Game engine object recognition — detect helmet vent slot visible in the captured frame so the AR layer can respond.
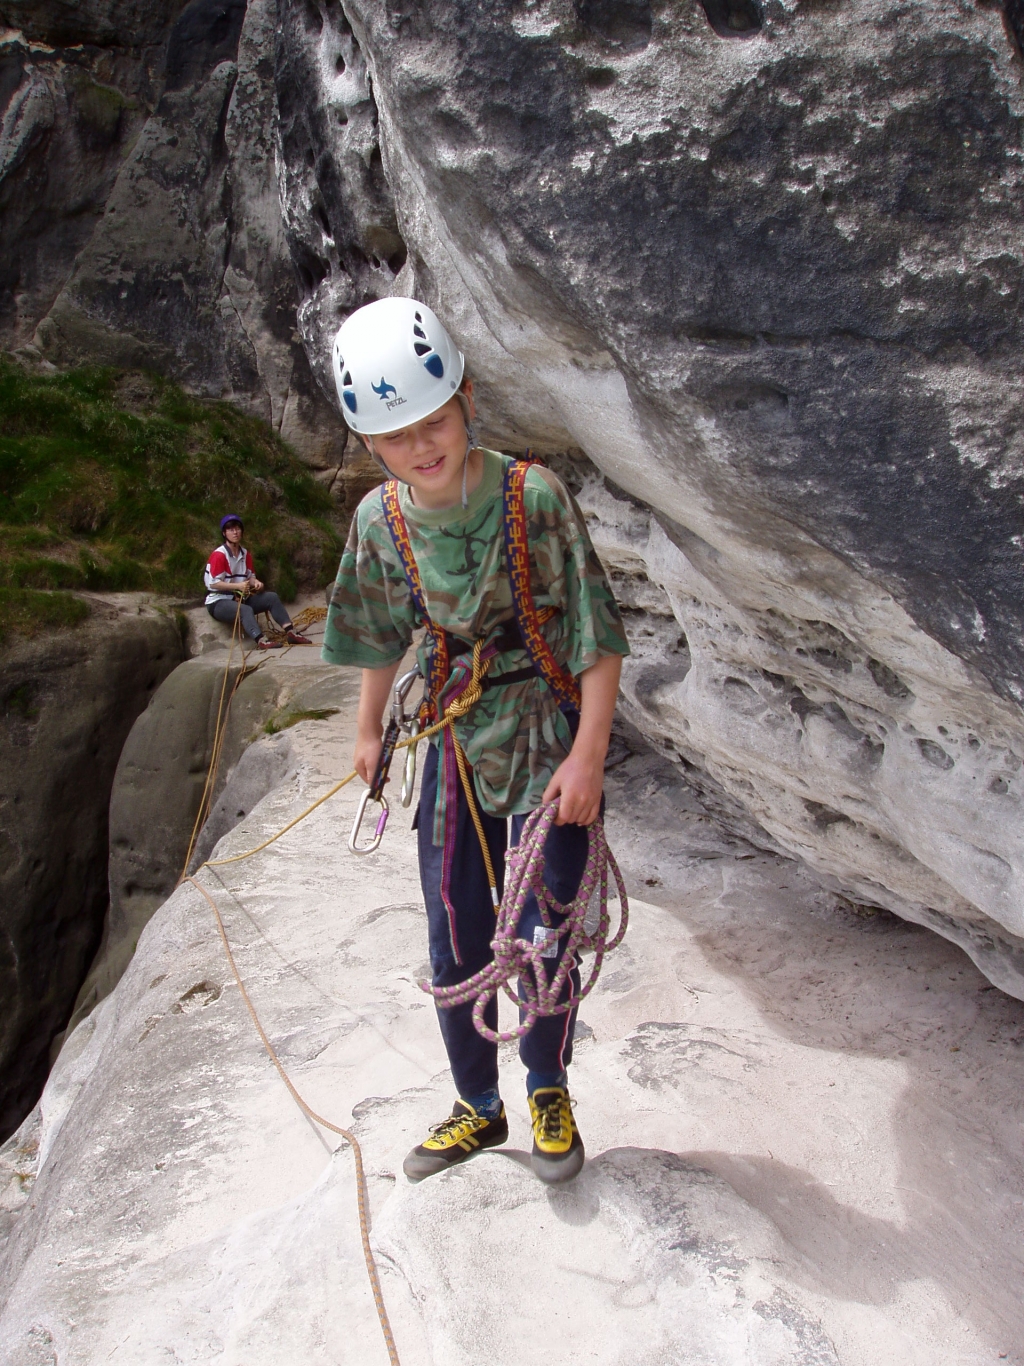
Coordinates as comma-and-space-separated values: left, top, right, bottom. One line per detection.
413, 342, 431, 357
413, 324, 427, 339
423, 354, 445, 379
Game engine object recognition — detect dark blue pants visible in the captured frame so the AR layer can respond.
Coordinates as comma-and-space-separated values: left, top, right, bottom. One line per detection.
417, 737, 588, 1099
207, 592, 290, 640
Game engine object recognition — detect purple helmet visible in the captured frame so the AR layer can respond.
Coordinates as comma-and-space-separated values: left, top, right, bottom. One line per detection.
220, 513, 243, 533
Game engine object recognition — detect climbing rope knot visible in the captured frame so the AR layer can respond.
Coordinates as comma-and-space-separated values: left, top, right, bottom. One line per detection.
421, 800, 628, 1042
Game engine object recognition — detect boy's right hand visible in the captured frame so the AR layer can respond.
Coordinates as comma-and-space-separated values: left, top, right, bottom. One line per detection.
354, 730, 383, 786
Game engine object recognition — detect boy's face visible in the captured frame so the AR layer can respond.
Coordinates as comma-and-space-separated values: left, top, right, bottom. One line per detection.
362, 385, 476, 505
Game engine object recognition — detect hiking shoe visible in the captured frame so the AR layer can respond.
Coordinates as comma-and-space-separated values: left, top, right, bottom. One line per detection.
402, 1101, 509, 1181
529, 1086, 585, 1184
256, 636, 283, 650
285, 629, 313, 645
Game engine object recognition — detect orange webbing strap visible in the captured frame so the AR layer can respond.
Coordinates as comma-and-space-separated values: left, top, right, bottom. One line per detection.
380, 478, 449, 722
501, 460, 582, 710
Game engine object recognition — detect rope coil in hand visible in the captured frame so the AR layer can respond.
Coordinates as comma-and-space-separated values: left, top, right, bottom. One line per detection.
423, 800, 629, 1041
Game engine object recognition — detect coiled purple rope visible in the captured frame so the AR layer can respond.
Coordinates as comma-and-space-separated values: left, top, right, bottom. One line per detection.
421, 801, 629, 1043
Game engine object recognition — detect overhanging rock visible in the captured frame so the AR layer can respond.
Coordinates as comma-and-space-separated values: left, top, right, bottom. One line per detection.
279, 0, 1024, 995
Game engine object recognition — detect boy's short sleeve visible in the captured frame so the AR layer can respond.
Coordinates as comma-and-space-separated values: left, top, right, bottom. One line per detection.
321, 493, 415, 668
524, 467, 630, 676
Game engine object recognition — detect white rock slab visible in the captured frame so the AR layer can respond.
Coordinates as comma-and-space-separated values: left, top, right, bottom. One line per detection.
2, 696, 1022, 1365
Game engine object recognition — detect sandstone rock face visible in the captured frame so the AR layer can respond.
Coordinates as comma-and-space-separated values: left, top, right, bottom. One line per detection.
70, 644, 349, 1037
5, 0, 1024, 997
0, 0, 353, 478
275, 0, 1024, 995
0, 597, 184, 1141
0, 0, 177, 349
67, 655, 287, 1038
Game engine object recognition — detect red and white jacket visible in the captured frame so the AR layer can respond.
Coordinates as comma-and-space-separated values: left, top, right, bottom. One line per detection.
204, 544, 253, 605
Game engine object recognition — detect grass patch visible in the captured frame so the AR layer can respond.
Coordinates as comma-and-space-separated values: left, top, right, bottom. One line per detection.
263, 707, 340, 735
0, 358, 345, 607
0, 586, 91, 645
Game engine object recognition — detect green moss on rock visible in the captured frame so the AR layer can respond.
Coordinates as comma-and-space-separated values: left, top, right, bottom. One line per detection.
0, 588, 92, 645
0, 359, 344, 610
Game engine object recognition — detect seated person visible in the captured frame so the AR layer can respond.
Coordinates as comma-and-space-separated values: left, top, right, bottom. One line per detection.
204, 514, 311, 650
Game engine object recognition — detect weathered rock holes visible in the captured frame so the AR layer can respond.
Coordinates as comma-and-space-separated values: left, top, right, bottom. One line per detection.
917, 738, 955, 771
171, 981, 222, 1014
575, 0, 653, 49
804, 800, 853, 831
585, 66, 617, 89
711, 383, 788, 414
810, 647, 852, 674
295, 252, 330, 291
697, 0, 763, 36
868, 657, 912, 700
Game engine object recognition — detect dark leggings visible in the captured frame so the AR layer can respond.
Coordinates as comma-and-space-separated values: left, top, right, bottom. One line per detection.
207, 592, 290, 640
416, 728, 589, 1099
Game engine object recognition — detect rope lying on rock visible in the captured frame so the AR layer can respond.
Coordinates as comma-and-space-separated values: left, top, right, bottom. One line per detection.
262, 604, 329, 638
184, 873, 400, 1366
424, 800, 629, 1041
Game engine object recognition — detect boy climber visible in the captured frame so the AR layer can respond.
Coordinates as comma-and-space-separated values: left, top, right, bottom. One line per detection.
322, 298, 628, 1184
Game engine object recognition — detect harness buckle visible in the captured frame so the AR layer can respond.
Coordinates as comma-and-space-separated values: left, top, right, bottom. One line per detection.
349, 787, 389, 855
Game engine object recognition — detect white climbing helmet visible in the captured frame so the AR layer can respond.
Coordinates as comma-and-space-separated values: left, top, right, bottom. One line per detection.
331, 297, 465, 435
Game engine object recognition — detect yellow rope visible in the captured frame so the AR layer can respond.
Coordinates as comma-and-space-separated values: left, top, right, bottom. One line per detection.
179, 602, 256, 879
202, 769, 360, 867
454, 737, 499, 904
263, 604, 329, 638
184, 874, 400, 1366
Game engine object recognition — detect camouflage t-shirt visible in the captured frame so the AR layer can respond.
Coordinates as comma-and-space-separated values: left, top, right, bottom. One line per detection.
322, 449, 629, 822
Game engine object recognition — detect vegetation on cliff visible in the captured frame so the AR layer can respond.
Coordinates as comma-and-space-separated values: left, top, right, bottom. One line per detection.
0, 359, 344, 629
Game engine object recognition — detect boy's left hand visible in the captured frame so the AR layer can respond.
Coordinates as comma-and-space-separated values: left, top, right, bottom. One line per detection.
543, 750, 604, 826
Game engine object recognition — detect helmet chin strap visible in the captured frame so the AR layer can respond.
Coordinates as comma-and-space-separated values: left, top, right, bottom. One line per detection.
366, 440, 398, 482
460, 422, 477, 509
368, 419, 478, 508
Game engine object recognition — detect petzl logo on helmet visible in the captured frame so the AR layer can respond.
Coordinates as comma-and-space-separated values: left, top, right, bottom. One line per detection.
372, 377, 397, 401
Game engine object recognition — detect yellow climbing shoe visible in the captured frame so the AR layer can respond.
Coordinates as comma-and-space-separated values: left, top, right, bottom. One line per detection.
529, 1086, 585, 1184
403, 1100, 509, 1181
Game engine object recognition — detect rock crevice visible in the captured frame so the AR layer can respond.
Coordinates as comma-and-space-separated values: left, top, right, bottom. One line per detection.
0, 596, 185, 1140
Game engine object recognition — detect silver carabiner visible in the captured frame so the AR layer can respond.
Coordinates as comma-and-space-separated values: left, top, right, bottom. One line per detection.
391, 666, 422, 727
391, 666, 423, 810
349, 788, 389, 855
400, 718, 420, 808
